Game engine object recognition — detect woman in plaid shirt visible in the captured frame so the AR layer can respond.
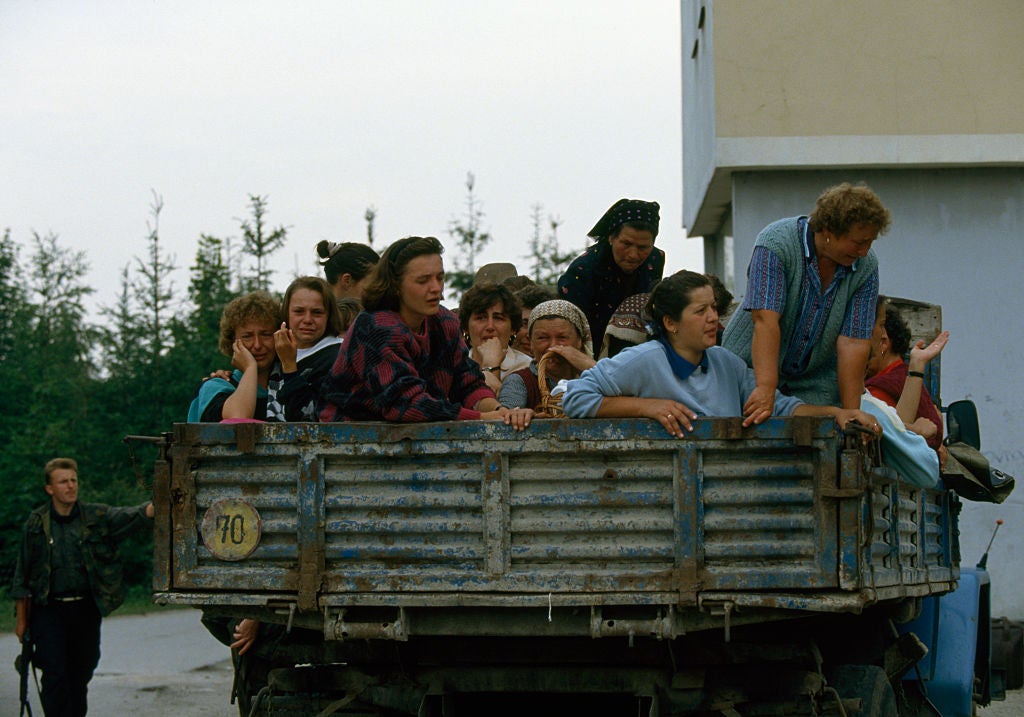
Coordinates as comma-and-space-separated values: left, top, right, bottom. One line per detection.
320, 236, 531, 429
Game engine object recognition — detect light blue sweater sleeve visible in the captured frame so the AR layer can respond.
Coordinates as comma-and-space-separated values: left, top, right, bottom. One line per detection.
563, 342, 805, 418
563, 343, 664, 417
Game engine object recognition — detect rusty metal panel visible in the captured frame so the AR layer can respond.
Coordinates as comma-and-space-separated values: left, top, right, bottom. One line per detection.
318, 444, 685, 595
174, 445, 302, 591
159, 417, 956, 618
482, 452, 511, 576
863, 469, 902, 589
321, 451, 487, 592
296, 451, 325, 611
856, 467, 958, 593
506, 449, 679, 587
921, 489, 957, 583
151, 457, 171, 591
698, 442, 838, 590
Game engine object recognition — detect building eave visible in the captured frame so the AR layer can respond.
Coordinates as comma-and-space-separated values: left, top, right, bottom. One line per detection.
689, 133, 1024, 237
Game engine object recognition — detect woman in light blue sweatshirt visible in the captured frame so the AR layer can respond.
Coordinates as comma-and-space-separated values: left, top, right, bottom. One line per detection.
562, 271, 879, 438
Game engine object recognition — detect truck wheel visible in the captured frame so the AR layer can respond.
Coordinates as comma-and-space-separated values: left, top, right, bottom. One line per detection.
829, 664, 897, 717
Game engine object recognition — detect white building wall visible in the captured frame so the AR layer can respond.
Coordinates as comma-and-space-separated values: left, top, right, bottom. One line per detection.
727, 168, 1024, 617
680, 1, 725, 237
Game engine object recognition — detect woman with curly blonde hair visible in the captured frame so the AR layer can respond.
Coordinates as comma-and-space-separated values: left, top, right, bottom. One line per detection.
188, 291, 281, 422
722, 183, 892, 419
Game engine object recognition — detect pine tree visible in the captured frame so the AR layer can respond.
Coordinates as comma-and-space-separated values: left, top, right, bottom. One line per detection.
238, 194, 288, 292
446, 172, 492, 298
0, 231, 36, 579
132, 193, 177, 374
100, 266, 146, 381
163, 233, 240, 426
524, 204, 573, 286
365, 205, 377, 247
0, 229, 24, 365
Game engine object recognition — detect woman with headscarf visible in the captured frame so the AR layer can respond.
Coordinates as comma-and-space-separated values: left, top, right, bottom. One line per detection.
598, 292, 652, 359
557, 198, 664, 352
498, 300, 596, 411
722, 183, 891, 420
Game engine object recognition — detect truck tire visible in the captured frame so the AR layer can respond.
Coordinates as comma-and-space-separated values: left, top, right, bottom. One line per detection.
829, 664, 897, 717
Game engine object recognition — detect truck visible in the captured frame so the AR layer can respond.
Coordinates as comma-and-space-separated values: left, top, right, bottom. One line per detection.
148, 299, 997, 716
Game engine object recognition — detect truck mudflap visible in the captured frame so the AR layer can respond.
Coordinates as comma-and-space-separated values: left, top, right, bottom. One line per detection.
153, 417, 958, 639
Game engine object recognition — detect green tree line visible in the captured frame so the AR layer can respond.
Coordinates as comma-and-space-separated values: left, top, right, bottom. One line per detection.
1, 182, 574, 596
0, 194, 287, 595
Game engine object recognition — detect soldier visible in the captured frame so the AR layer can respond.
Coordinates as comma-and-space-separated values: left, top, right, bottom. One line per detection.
11, 457, 154, 716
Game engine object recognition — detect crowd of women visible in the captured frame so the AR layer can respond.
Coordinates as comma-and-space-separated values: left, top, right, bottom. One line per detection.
194, 183, 965, 655
188, 184, 953, 481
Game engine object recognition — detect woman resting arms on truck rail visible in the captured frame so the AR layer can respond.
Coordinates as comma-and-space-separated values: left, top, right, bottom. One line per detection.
458, 282, 532, 394
865, 297, 949, 467
188, 291, 281, 423
265, 276, 344, 421
562, 271, 881, 438
319, 235, 531, 429
722, 183, 891, 417
498, 299, 596, 411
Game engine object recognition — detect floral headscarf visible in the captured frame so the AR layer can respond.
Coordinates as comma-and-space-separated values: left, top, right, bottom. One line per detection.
587, 198, 660, 242
527, 300, 594, 357
599, 292, 652, 357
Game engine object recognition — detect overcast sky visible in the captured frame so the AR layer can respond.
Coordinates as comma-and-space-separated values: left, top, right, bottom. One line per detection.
1, 1, 701, 314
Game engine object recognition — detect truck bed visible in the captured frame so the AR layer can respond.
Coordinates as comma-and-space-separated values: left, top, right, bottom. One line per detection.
153, 416, 958, 638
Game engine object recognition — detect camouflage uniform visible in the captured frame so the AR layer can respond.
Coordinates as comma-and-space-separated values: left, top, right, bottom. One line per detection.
11, 501, 151, 716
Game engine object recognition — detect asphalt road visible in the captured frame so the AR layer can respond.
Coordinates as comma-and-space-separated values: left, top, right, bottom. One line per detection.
981, 688, 1024, 717
1, 608, 235, 716
2, 609, 1023, 716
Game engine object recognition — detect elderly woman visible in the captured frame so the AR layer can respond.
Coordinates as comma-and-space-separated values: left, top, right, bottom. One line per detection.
458, 282, 532, 394
498, 300, 596, 411
722, 183, 891, 421
512, 284, 557, 355
865, 298, 949, 457
563, 271, 879, 438
188, 291, 280, 422
319, 236, 529, 428
557, 198, 664, 352
317, 240, 380, 303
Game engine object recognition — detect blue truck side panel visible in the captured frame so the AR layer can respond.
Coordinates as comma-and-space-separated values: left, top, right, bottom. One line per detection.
155, 416, 958, 626
902, 568, 992, 717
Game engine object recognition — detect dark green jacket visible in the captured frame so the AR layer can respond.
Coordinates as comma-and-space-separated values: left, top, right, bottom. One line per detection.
11, 501, 151, 617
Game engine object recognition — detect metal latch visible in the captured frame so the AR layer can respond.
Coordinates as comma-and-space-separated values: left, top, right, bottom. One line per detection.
326, 607, 408, 642
588, 605, 680, 642
700, 599, 736, 642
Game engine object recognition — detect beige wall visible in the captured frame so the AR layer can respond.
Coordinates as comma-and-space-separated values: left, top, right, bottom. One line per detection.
713, 0, 1024, 137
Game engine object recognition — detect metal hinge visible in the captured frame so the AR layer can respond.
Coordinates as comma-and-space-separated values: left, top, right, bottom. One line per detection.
700, 599, 736, 642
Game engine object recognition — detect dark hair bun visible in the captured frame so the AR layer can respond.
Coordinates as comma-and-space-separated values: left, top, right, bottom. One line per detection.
316, 240, 332, 260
